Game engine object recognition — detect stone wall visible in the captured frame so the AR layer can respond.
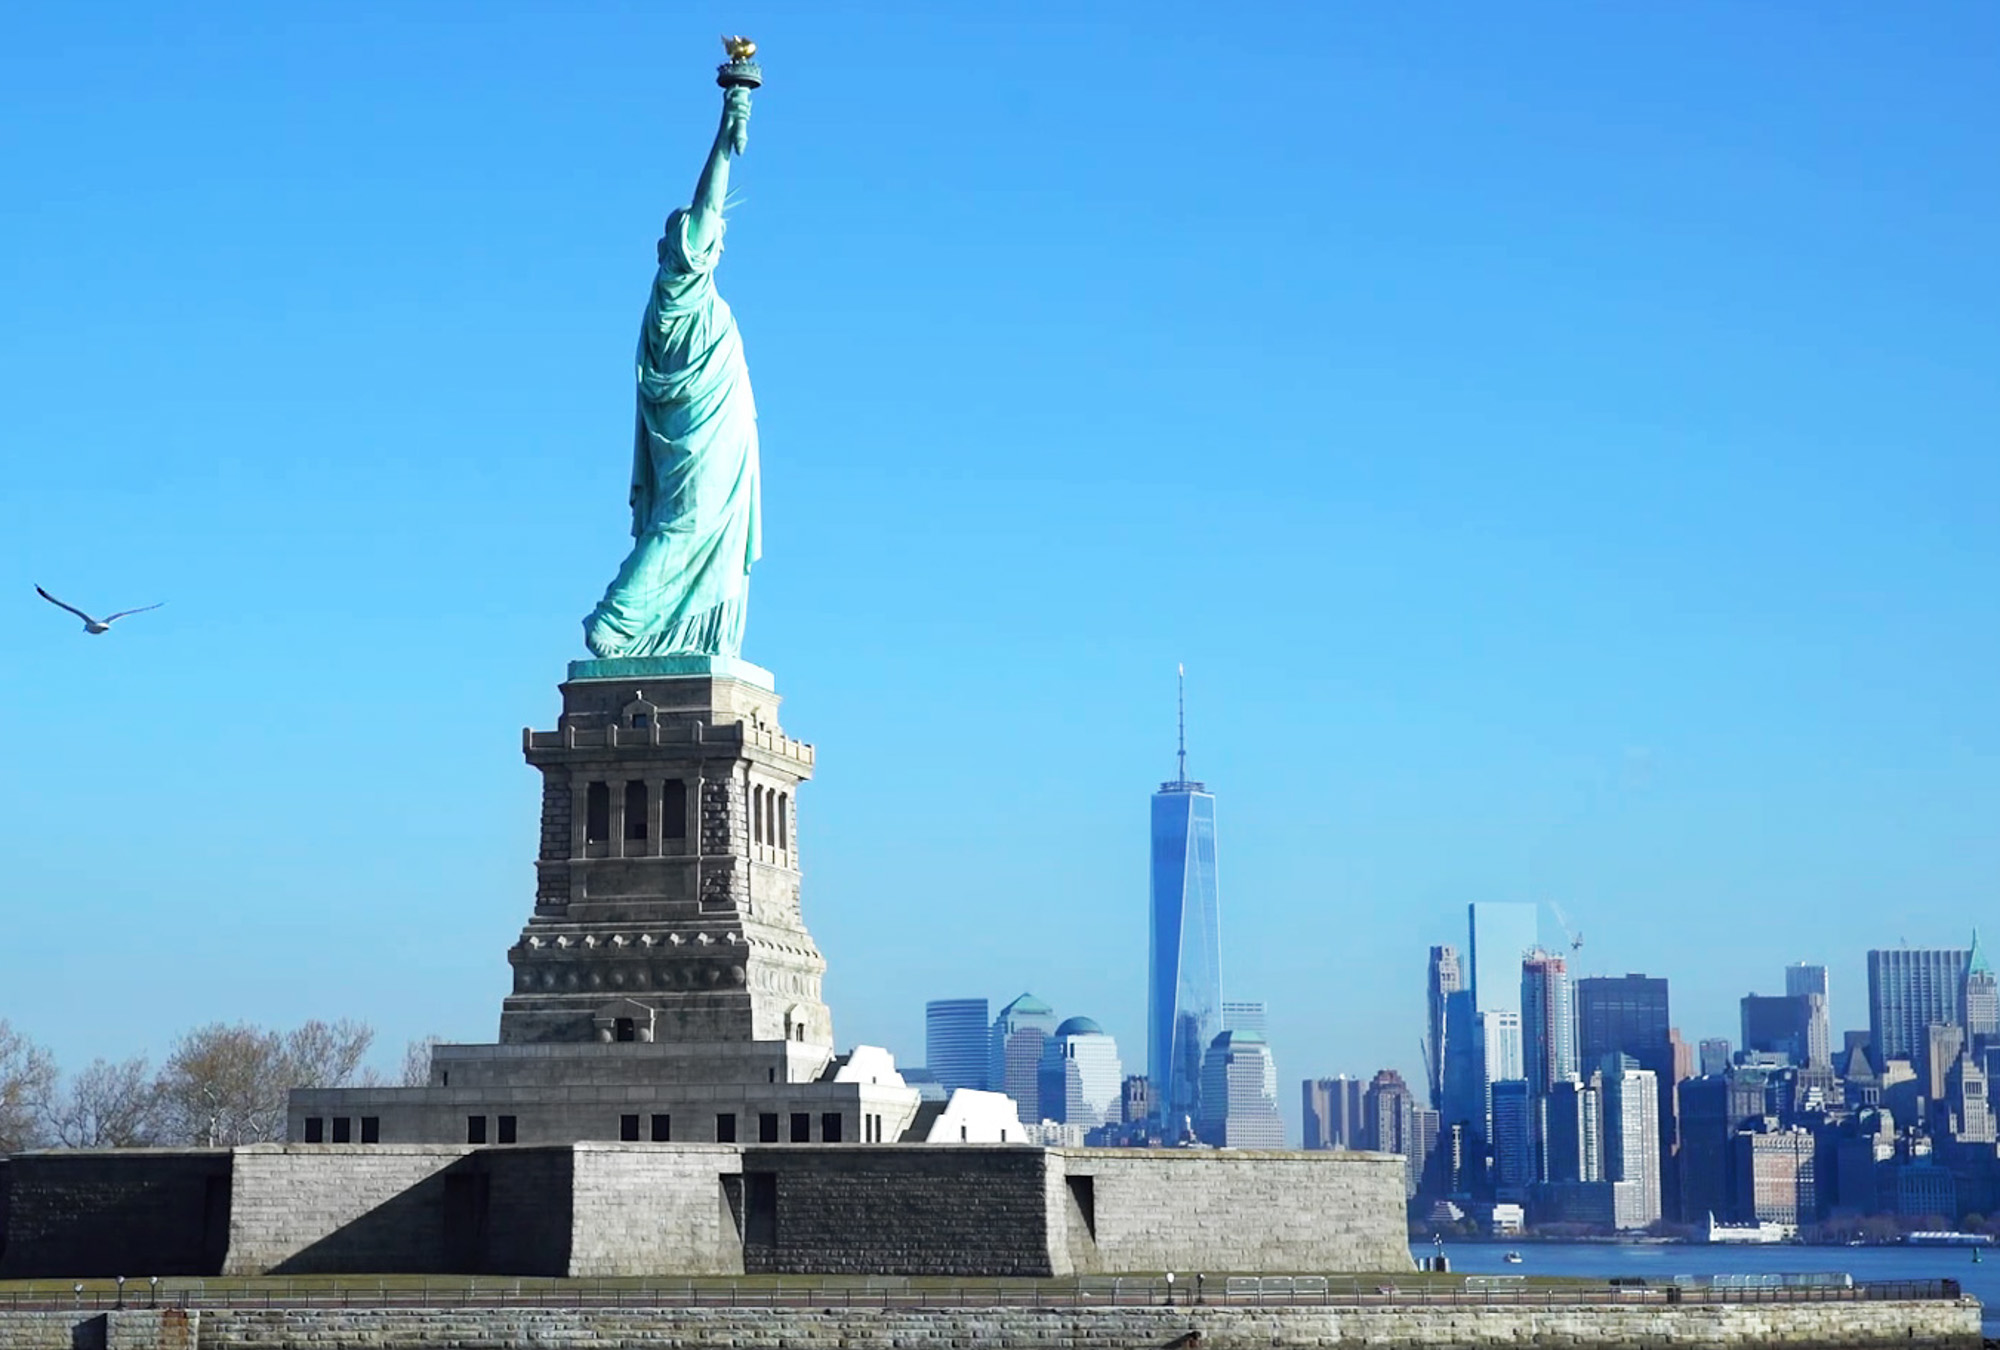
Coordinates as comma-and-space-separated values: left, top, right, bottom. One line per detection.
568, 1143, 742, 1277
743, 1145, 1055, 1275
224, 1145, 476, 1275
0, 1150, 230, 1278
0, 1301, 1979, 1350
1055, 1148, 1413, 1274
2, 1143, 1412, 1280
480, 1147, 574, 1276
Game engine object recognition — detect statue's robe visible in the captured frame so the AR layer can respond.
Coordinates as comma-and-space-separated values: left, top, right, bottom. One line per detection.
584, 208, 761, 658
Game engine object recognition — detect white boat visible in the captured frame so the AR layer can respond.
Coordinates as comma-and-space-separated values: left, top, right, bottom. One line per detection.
1905, 1231, 1994, 1247
1704, 1212, 1791, 1244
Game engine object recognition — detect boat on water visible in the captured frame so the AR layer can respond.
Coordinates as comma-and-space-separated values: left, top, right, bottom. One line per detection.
1704, 1212, 1792, 1244
1904, 1231, 1994, 1247
1503, 1251, 1524, 1264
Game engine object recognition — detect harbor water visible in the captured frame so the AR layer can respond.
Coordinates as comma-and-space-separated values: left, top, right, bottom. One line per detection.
1421, 1240, 1997, 1333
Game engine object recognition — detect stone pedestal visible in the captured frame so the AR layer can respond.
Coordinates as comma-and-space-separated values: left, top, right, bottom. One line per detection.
500, 669, 831, 1052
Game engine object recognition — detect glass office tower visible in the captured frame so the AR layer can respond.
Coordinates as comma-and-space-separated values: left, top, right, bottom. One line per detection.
925, 998, 991, 1093
1148, 673, 1221, 1133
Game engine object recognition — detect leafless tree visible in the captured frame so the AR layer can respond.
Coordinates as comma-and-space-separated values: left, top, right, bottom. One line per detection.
41, 1056, 161, 1148
155, 1019, 376, 1146
280, 1018, 376, 1090
401, 1034, 443, 1088
0, 1020, 58, 1152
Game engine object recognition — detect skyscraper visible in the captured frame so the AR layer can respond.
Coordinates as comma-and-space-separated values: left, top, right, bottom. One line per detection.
1222, 1001, 1267, 1036
1363, 1067, 1419, 1195
1521, 950, 1576, 1096
1950, 1052, 1994, 1143
1675, 1074, 1733, 1224
1476, 1007, 1522, 1160
1544, 1076, 1601, 1184
1489, 1078, 1534, 1200
1741, 994, 1815, 1066
1784, 964, 1834, 1070
1521, 950, 1574, 1187
1149, 670, 1221, 1132
1480, 1011, 1524, 1081
1577, 975, 1672, 1068
925, 998, 990, 1092
1303, 1076, 1366, 1150
1785, 963, 1829, 1000
1120, 1075, 1153, 1131
1600, 1055, 1662, 1230
1735, 1126, 1817, 1226
1426, 945, 1462, 1112
1964, 933, 1997, 1048
1196, 1030, 1284, 1148
990, 993, 1056, 1121
1038, 1016, 1124, 1129
1577, 973, 1677, 1218
1867, 948, 1969, 1069
1439, 987, 1484, 1146
1698, 1038, 1733, 1077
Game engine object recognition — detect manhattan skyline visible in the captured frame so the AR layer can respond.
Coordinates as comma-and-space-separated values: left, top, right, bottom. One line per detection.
3, 5, 1998, 1141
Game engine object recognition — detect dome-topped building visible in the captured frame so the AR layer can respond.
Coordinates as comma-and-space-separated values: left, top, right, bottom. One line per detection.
1041, 1015, 1124, 1130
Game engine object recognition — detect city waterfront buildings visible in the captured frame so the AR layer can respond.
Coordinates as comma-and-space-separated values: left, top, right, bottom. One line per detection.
1197, 1029, 1284, 1148
990, 993, 1056, 1122
1521, 951, 1576, 1095
1737, 1125, 1817, 1226
1867, 947, 1969, 1070
1490, 1079, 1533, 1200
1479, 1009, 1523, 1141
1364, 1067, 1419, 1194
1222, 1001, 1267, 1036
1439, 986, 1484, 1151
1303, 1075, 1366, 1150
1577, 973, 1678, 1219
1599, 1055, 1662, 1230
1543, 1075, 1601, 1184
1785, 963, 1830, 1002
1037, 1016, 1123, 1128
924, 998, 990, 1093
1740, 993, 1817, 1066
1965, 933, 1998, 1045
1426, 945, 1461, 1112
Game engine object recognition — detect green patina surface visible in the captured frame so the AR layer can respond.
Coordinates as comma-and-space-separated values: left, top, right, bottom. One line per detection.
567, 655, 774, 690
583, 80, 763, 663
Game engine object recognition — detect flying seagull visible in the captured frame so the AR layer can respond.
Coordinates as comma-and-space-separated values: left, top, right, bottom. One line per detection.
35, 586, 165, 635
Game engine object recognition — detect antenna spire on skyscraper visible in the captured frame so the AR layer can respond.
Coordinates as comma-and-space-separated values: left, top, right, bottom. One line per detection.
1177, 663, 1187, 786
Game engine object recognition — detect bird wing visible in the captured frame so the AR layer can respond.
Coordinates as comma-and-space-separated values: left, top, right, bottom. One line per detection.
35, 586, 97, 624
102, 601, 166, 623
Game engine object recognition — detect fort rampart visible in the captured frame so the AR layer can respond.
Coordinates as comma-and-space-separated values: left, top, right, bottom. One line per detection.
0, 1143, 1411, 1279
0, 1300, 1979, 1350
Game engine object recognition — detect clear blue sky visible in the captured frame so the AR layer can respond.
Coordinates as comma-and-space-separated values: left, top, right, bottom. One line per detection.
3, 3, 1996, 1137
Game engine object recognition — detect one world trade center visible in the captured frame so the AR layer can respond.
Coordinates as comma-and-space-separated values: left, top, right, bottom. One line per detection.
1148, 668, 1222, 1135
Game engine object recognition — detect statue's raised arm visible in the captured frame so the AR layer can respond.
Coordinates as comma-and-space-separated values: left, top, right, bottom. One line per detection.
684, 86, 750, 260
582, 43, 765, 664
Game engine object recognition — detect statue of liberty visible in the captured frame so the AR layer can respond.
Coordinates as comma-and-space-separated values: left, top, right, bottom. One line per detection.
584, 44, 763, 660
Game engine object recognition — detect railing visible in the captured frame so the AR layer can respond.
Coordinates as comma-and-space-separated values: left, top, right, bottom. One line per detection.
0, 1274, 1965, 1313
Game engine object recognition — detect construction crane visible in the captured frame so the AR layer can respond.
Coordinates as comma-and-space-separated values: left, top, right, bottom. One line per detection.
1549, 901, 1584, 954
